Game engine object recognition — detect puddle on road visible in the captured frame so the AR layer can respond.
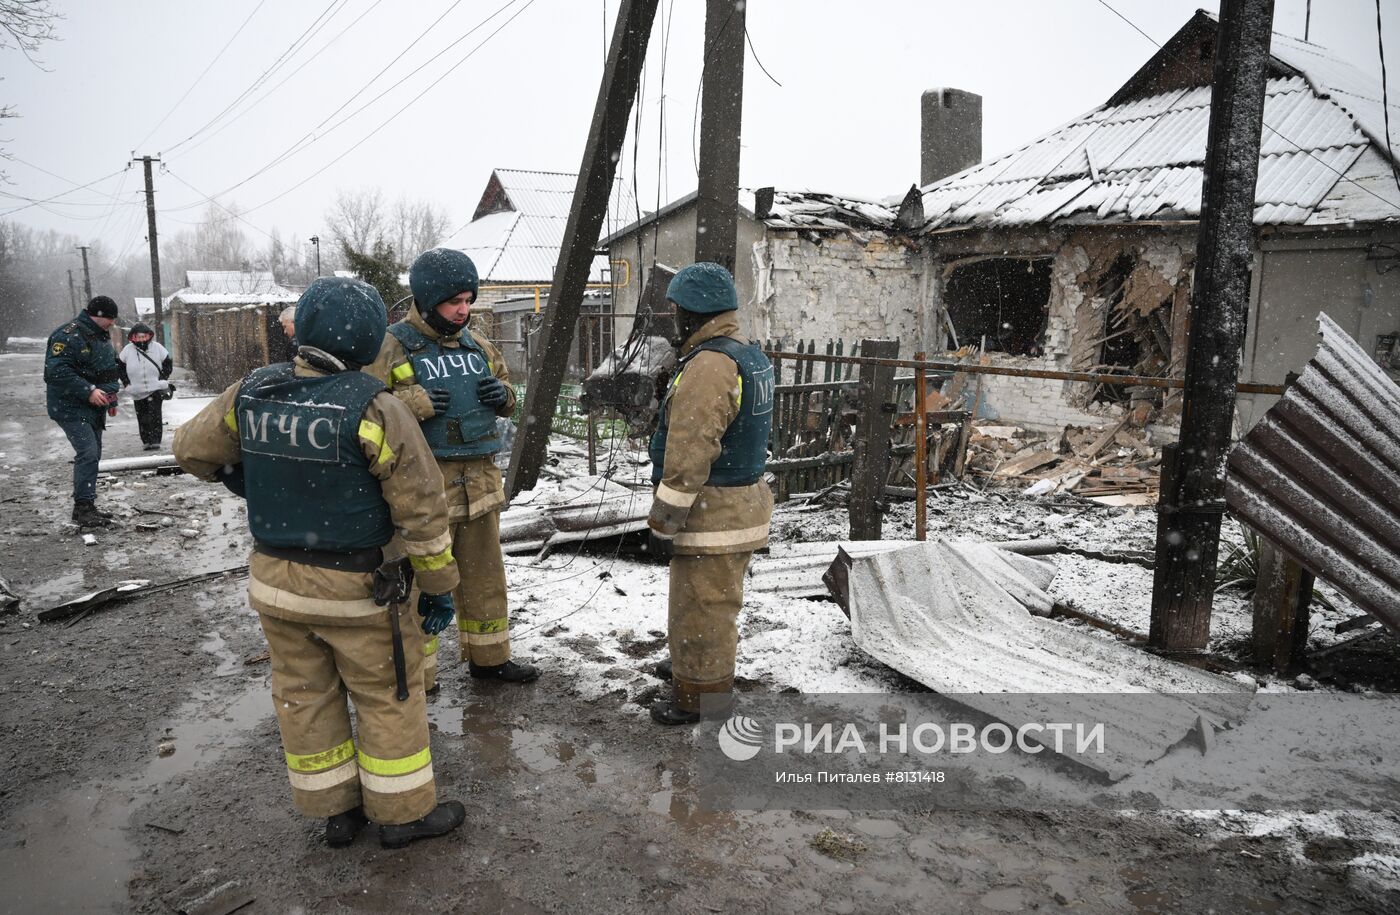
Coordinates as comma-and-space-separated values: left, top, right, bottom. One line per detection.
0, 633, 270, 913
429, 697, 616, 786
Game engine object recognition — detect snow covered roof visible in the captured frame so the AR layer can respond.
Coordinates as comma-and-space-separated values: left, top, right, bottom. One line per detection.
599, 188, 896, 246
456, 168, 638, 284
757, 189, 896, 232
169, 291, 298, 307
919, 11, 1400, 231
133, 297, 154, 316
182, 270, 290, 295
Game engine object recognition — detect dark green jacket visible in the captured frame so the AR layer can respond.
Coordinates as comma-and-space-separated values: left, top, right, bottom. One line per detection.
44, 313, 120, 423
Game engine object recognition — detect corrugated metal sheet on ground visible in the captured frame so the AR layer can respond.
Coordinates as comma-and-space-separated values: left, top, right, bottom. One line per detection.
1225, 313, 1400, 634
847, 541, 1254, 781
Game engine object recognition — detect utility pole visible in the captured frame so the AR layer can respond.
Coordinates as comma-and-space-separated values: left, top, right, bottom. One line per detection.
76, 245, 92, 303
133, 155, 165, 343
1149, 0, 1274, 653
507, 0, 660, 497
310, 235, 321, 277
67, 270, 78, 314
693, 0, 746, 272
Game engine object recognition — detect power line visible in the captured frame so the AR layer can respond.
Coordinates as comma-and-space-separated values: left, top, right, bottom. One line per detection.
134, 0, 269, 150
163, 0, 351, 156
0, 167, 128, 218
745, 24, 782, 88
172, 0, 386, 159
232, 0, 539, 218
161, 166, 281, 245
1375, 0, 1400, 196
167, 0, 488, 210
1094, 0, 1400, 216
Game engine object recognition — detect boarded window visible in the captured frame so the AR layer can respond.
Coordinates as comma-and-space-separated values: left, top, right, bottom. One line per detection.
943, 257, 1052, 356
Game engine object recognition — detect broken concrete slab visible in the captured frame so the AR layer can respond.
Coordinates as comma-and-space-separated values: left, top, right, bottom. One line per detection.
845, 540, 1253, 781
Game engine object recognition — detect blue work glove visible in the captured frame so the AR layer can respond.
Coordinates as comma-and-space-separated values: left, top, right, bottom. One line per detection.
417, 591, 455, 635
647, 529, 675, 562
477, 376, 509, 408
426, 388, 452, 415
214, 464, 246, 498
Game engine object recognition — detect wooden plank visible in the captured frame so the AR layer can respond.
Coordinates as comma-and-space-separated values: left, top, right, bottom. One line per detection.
849, 338, 900, 540
992, 450, 1060, 478
1252, 536, 1314, 675
1080, 415, 1129, 461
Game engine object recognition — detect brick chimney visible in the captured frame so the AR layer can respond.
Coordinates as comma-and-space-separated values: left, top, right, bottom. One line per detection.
921, 88, 982, 186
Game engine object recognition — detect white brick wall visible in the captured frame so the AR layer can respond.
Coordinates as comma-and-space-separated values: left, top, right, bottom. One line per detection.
753, 231, 924, 349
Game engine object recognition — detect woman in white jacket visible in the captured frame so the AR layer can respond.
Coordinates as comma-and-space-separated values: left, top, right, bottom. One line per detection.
117, 323, 174, 450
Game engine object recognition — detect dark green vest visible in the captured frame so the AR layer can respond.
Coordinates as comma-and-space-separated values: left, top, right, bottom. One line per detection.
388, 323, 500, 459
650, 336, 774, 486
236, 364, 394, 552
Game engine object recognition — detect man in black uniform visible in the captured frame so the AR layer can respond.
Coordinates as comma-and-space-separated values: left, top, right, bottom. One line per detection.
44, 296, 122, 527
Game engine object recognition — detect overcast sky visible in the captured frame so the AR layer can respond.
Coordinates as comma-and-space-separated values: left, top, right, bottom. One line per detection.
3, 0, 1396, 263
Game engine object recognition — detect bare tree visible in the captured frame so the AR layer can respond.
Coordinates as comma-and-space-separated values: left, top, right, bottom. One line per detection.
0, 0, 60, 62
389, 196, 451, 260
1, 0, 62, 180
324, 187, 387, 264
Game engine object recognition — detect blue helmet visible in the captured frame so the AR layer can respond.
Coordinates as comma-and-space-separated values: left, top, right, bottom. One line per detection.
410, 248, 479, 311
666, 262, 738, 314
294, 277, 387, 367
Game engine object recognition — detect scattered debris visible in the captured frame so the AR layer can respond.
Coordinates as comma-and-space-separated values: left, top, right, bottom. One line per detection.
963, 417, 1162, 505
178, 880, 254, 915
810, 828, 868, 861
39, 567, 248, 625
243, 652, 270, 666
0, 576, 20, 614
144, 822, 185, 836
82, 533, 97, 546
843, 541, 1253, 780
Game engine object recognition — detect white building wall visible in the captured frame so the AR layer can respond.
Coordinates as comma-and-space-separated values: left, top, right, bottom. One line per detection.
754, 231, 923, 348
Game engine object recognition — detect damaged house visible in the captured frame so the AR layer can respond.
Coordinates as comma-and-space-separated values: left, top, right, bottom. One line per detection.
606, 11, 1400, 436
912, 10, 1400, 432
603, 188, 925, 345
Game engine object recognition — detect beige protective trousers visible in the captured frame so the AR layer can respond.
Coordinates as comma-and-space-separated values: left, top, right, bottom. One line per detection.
259, 611, 436, 825
416, 508, 510, 689
668, 551, 754, 713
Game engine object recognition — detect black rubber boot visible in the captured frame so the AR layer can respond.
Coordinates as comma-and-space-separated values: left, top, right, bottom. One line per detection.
650, 700, 702, 726
72, 501, 110, 527
468, 659, 539, 683
653, 657, 672, 680
325, 806, 367, 848
379, 800, 466, 849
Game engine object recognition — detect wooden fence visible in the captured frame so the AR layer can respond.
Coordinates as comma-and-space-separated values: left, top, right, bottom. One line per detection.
762, 339, 971, 503
174, 304, 294, 392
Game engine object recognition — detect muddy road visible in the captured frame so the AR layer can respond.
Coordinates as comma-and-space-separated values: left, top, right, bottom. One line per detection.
1, 354, 1395, 914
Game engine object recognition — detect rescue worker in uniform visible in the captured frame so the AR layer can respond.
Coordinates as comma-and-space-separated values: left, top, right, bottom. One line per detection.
367, 248, 539, 690
173, 277, 467, 849
646, 262, 775, 725
44, 295, 122, 527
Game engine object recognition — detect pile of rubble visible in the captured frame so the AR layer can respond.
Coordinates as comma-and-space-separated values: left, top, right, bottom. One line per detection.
964, 415, 1163, 506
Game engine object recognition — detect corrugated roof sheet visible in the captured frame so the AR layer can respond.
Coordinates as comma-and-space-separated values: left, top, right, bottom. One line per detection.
454, 168, 638, 283
920, 26, 1400, 230
1225, 313, 1400, 635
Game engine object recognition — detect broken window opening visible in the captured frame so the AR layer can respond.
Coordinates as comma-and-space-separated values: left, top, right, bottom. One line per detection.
942, 257, 1052, 357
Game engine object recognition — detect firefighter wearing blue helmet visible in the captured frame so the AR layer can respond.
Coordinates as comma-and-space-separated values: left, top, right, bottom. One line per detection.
174, 277, 467, 849
367, 248, 540, 692
646, 262, 775, 725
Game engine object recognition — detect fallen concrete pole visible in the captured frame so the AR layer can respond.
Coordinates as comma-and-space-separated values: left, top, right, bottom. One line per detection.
98, 454, 181, 474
